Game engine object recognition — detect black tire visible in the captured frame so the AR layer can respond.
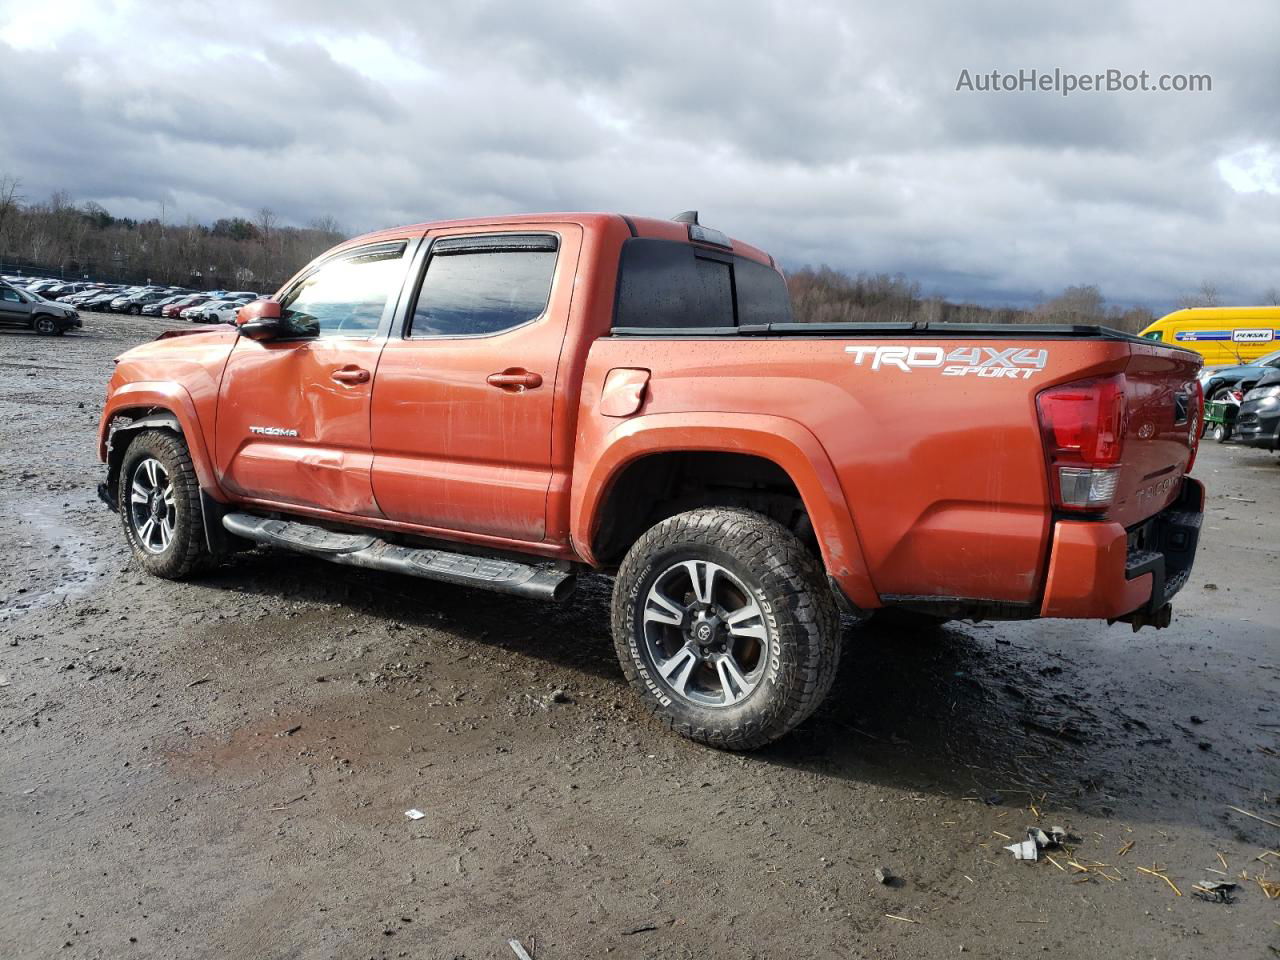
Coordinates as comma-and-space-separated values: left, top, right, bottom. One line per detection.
611, 507, 840, 750
1210, 423, 1227, 442
1207, 386, 1231, 402
32, 315, 59, 336
130, 305, 142, 315
117, 430, 211, 579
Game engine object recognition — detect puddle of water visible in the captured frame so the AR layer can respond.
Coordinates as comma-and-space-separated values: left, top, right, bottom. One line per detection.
0, 502, 108, 623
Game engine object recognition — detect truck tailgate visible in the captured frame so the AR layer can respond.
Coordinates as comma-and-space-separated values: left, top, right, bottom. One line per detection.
1107, 344, 1203, 528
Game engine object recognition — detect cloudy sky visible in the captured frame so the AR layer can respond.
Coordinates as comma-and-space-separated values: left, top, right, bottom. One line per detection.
2, 0, 1278, 309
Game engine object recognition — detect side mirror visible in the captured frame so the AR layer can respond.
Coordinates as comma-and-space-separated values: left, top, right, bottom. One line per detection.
236, 299, 283, 341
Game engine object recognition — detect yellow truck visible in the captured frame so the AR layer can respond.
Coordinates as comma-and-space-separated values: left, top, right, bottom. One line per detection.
1140, 307, 1280, 368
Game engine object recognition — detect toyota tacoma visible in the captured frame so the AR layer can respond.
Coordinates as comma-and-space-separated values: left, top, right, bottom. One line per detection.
97, 212, 1205, 749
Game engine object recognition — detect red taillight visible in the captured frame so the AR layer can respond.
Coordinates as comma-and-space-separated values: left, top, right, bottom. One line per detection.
1037, 374, 1128, 512
1037, 374, 1127, 466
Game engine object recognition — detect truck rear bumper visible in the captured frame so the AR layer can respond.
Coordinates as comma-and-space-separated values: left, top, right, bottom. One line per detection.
1040, 476, 1204, 623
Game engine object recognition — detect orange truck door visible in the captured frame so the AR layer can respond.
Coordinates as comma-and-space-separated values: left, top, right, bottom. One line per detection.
369, 224, 582, 542
214, 240, 414, 515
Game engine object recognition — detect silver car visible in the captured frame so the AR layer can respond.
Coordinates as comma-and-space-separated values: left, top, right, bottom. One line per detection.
0, 282, 82, 335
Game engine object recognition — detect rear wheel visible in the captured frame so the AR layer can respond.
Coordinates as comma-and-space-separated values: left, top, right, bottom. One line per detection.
611, 508, 840, 750
117, 430, 211, 579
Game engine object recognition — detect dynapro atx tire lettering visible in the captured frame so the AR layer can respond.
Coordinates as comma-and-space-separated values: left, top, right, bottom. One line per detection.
610, 507, 840, 750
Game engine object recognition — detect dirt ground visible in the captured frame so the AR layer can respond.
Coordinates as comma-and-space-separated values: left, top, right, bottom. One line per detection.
1, 312, 1278, 960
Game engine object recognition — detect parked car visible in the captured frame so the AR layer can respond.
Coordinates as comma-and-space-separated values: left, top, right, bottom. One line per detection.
191, 298, 240, 323
111, 289, 173, 314
96, 211, 1206, 750
65, 286, 112, 306
43, 282, 90, 299
205, 298, 254, 324
142, 295, 190, 317
79, 290, 123, 312
180, 300, 219, 321
1198, 347, 1280, 401
1236, 369, 1280, 450
162, 295, 210, 319
0, 281, 81, 335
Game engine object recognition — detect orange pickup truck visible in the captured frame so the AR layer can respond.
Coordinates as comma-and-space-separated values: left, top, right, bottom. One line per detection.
97, 212, 1205, 749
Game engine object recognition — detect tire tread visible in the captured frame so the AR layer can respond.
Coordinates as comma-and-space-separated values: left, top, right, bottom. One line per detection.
611, 507, 840, 750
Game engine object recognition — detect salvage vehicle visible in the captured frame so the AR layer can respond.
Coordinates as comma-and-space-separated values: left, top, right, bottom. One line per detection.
97, 212, 1206, 749
0, 280, 81, 334
1198, 347, 1280, 402
1236, 369, 1280, 450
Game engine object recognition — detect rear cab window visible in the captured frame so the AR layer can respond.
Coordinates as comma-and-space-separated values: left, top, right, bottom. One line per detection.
612, 237, 792, 332
408, 234, 559, 338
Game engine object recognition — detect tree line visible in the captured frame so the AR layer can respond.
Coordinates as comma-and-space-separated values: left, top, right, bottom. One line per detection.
0, 176, 343, 291
1, 177, 1267, 326
785, 268, 1279, 334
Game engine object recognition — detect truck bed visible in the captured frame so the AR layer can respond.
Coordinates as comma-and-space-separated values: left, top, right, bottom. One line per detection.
579, 325, 1201, 612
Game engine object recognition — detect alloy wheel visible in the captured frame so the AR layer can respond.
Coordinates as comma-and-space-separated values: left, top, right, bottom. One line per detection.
128, 457, 177, 554
641, 559, 771, 708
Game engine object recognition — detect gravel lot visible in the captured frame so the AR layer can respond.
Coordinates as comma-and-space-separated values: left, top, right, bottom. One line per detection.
2, 312, 1278, 959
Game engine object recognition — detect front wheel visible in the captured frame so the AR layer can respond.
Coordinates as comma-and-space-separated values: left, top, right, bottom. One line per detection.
117, 430, 211, 579
611, 508, 840, 750
1210, 423, 1229, 442
33, 315, 60, 335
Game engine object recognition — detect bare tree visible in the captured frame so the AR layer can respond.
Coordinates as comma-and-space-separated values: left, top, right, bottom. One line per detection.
1036, 284, 1106, 323
255, 207, 278, 242
1263, 286, 1280, 306
0, 173, 23, 250
307, 214, 343, 238
1176, 281, 1221, 309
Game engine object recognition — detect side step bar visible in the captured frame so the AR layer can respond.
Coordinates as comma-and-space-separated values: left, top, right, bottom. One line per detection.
222, 513, 575, 602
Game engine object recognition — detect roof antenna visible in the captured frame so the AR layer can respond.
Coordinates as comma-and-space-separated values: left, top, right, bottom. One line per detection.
671, 210, 699, 224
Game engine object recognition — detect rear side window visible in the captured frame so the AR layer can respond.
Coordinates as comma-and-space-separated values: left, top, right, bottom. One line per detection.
613, 237, 792, 330
409, 234, 558, 338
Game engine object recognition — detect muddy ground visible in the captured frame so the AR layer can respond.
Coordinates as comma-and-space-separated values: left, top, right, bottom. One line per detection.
1, 312, 1277, 960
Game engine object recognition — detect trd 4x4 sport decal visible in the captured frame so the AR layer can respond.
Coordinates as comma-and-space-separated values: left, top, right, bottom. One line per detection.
845, 345, 1049, 379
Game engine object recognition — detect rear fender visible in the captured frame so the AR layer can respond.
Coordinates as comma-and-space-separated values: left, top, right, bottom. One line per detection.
571, 412, 878, 609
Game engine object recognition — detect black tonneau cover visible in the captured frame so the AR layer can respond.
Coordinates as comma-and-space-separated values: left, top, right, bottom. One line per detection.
612, 321, 1194, 352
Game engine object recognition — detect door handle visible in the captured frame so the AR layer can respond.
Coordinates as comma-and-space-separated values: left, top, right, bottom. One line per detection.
331, 366, 370, 385
486, 369, 543, 391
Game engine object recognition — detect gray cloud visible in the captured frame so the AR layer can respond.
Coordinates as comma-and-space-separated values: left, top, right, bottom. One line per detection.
1, 0, 1278, 309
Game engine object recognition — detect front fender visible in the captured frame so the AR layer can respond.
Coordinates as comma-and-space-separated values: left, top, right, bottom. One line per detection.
99, 381, 226, 500
570, 411, 878, 609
